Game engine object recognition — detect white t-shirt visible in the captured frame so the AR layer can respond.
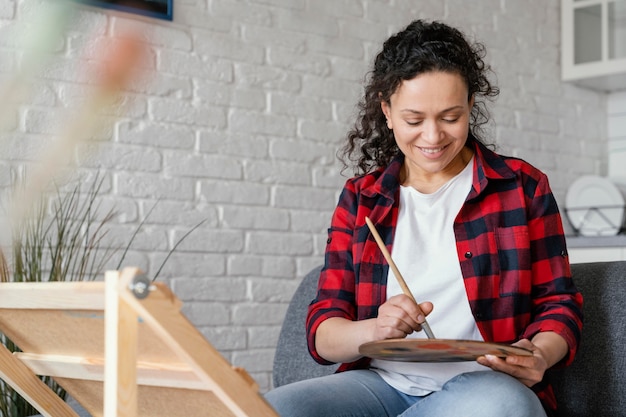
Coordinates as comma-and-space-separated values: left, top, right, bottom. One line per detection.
371, 156, 491, 396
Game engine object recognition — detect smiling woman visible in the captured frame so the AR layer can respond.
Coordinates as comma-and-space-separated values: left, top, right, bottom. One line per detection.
264, 19, 583, 417
76, 0, 173, 21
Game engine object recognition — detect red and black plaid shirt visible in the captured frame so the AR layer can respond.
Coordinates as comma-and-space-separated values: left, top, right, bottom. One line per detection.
307, 138, 583, 412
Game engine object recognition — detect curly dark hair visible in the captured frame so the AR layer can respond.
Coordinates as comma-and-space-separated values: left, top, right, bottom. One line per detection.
340, 19, 499, 175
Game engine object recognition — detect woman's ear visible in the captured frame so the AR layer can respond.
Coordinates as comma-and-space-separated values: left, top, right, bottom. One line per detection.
381, 100, 392, 130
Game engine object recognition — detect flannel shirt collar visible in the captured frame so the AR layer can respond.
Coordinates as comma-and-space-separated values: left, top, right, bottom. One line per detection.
469, 137, 517, 200
361, 154, 404, 200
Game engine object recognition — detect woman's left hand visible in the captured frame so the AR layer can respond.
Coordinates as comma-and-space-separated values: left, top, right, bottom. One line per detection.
476, 334, 567, 387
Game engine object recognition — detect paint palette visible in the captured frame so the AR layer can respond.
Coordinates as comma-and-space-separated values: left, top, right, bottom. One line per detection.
359, 339, 532, 362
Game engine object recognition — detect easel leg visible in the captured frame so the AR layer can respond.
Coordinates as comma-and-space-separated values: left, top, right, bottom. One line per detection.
0, 343, 79, 417
104, 270, 138, 417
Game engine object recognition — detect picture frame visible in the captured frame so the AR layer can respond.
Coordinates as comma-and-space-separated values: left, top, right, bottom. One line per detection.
76, 0, 173, 21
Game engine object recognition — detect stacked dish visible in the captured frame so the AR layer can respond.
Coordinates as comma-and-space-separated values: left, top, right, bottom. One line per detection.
565, 175, 626, 236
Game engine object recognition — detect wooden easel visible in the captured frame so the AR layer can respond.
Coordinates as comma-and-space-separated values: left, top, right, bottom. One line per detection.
0, 267, 279, 417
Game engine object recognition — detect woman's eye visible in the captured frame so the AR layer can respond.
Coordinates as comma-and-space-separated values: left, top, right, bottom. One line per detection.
443, 117, 459, 123
406, 120, 422, 126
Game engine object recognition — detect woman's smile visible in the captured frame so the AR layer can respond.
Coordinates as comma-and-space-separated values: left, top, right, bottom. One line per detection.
417, 144, 448, 156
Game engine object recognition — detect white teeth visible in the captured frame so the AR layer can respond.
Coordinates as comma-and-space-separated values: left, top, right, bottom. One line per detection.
419, 147, 444, 154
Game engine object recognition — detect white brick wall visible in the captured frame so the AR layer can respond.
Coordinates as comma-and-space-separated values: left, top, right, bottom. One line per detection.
0, 0, 611, 391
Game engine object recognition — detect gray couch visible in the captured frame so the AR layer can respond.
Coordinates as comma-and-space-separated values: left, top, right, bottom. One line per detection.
273, 261, 626, 417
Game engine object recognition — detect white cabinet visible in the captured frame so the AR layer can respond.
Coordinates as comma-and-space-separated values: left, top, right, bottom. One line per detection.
561, 0, 626, 91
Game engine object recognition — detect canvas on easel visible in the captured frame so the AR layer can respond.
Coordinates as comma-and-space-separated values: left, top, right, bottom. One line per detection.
0, 267, 279, 417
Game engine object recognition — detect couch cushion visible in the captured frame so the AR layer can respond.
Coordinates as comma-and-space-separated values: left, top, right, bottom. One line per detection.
548, 261, 626, 417
272, 266, 338, 388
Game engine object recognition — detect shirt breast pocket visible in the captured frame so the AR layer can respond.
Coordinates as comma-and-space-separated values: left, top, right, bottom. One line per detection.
495, 227, 532, 297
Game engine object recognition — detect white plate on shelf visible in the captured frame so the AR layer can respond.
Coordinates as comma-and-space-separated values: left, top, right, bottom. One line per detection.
565, 175, 625, 236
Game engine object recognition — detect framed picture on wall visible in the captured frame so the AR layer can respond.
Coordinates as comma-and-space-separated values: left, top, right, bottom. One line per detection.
76, 0, 173, 21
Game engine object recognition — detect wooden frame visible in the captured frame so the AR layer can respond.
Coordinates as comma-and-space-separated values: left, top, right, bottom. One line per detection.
75, 0, 173, 21
0, 267, 278, 417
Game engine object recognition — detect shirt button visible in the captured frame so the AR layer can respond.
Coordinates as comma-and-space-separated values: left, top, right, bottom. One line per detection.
560, 250, 567, 258
464, 251, 472, 259
327, 237, 332, 244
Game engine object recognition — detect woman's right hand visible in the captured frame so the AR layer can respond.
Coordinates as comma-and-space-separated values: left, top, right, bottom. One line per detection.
373, 295, 433, 340
315, 296, 433, 363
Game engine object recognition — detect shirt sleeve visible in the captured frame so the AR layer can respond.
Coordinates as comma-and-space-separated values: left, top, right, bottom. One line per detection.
306, 180, 360, 365
521, 172, 583, 367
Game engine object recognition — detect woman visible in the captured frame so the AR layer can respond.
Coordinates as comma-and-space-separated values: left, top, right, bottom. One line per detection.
266, 19, 583, 417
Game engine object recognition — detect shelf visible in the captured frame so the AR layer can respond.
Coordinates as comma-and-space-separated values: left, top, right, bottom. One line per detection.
566, 234, 626, 247
566, 234, 626, 262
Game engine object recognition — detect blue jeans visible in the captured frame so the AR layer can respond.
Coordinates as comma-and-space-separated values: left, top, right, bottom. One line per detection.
265, 370, 547, 417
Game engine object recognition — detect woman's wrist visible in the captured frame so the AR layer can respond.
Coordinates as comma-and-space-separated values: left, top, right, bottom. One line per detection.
531, 331, 569, 369
316, 317, 376, 363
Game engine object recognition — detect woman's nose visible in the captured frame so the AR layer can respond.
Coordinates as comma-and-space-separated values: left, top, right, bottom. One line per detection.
422, 120, 443, 143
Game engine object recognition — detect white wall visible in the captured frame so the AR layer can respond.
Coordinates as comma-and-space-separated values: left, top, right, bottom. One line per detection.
608, 91, 626, 180
0, 0, 609, 390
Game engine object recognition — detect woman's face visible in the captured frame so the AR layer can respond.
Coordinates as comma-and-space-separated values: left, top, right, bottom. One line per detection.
381, 71, 473, 187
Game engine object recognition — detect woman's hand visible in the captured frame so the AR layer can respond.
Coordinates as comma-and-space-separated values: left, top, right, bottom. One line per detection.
315, 296, 433, 364
373, 295, 433, 340
476, 332, 569, 387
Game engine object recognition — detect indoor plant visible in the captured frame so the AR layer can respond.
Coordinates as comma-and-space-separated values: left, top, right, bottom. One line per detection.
0, 174, 116, 417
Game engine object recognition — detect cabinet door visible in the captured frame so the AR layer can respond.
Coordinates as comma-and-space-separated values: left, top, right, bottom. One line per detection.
562, 0, 626, 91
